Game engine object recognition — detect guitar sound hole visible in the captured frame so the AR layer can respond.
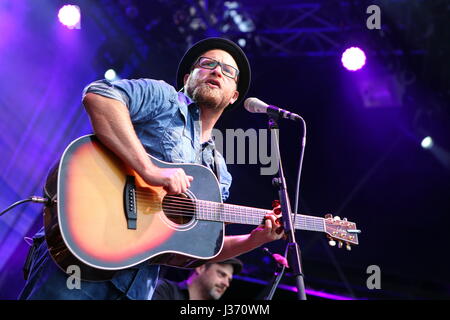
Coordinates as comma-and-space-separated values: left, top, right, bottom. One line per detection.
162, 194, 195, 225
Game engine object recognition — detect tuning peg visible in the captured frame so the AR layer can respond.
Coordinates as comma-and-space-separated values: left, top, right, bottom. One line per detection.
338, 241, 343, 248
346, 243, 352, 251
328, 239, 336, 247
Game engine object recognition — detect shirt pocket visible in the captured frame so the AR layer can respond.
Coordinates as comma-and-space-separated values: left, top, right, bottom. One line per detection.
160, 109, 197, 163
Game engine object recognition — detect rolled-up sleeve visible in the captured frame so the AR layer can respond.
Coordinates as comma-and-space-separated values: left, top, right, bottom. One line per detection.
82, 79, 129, 106
82, 78, 177, 123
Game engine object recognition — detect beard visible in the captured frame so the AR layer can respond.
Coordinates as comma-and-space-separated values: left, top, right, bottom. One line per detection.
207, 286, 223, 300
185, 78, 227, 111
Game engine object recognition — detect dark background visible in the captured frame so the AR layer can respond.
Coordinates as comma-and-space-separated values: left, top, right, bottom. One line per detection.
0, 0, 449, 300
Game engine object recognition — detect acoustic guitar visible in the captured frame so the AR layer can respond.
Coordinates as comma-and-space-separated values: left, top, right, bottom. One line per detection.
43, 135, 360, 281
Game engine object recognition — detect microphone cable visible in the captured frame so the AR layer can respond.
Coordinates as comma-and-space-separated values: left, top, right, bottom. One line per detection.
293, 116, 307, 228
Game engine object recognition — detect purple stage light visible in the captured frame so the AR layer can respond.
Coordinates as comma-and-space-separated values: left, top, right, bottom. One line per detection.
234, 275, 361, 300
341, 47, 366, 71
58, 5, 81, 29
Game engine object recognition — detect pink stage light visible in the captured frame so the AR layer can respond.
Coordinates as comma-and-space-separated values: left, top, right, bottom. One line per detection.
58, 5, 81, 29
341, 47, 366, 71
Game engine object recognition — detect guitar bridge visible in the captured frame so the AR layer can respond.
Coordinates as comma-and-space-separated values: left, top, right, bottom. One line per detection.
124, 175, 137, 230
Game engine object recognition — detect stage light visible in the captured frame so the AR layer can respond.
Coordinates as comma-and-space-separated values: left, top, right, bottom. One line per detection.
104, 69, 118, 81
224, 1, 255, 33
341, 47, 366, 71
421, 136, 433, 149
58, 5, 81, 29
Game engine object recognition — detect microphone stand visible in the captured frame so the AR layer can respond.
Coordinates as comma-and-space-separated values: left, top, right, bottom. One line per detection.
267, 113, 307, 300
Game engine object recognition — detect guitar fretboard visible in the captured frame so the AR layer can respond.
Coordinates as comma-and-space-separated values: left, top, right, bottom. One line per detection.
195, 200, 325, 233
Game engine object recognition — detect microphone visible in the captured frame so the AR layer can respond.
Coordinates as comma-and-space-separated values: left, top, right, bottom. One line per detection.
244, 97, 302, 121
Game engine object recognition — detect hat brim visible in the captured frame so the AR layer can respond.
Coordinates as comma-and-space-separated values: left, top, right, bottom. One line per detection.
176, 38, 251, 111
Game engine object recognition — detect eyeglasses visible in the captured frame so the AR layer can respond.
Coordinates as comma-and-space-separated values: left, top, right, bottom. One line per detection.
194, 57, 239, 80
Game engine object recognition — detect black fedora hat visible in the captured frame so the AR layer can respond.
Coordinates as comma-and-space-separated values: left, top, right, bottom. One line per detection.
176, 37, 251, 111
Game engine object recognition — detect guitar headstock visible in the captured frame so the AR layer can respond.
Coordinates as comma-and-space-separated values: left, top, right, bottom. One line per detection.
324, 214, 360, 251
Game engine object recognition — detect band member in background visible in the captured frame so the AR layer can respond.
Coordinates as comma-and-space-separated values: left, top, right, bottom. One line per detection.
152, 258, 243, 300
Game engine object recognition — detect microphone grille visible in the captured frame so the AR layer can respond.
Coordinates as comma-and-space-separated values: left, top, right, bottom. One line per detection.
244, 97, 267, 113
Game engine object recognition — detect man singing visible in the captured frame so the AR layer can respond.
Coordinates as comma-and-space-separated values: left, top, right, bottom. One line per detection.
19, 38, 283, 300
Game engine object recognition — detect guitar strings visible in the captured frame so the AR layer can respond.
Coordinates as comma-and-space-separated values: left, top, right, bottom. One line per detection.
134, 191, 326, 228
133, 197, 325, 230
137, 211, 323, 234
136, 190, 324, 230
136, 191, 292, 217
133, 196, 345, 236
136, 193, 273, 217
132, 207, 326, 232
131, 200, 349, 241
133, 205, 319, 230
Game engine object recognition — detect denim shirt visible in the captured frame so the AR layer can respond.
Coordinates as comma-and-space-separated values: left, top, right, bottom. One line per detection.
83, 78, 232, 198
82, 78, 232, 299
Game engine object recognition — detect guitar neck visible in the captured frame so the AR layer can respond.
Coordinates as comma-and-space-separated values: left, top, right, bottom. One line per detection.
195, 200, 326, 233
